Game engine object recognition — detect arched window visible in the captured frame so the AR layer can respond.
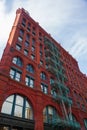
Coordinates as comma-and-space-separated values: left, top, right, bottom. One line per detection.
26, 64, 34, 73
40, 72, 46, 80
1, 94, 33, 120
43, 106, 58, 123
12, 56, 23, 67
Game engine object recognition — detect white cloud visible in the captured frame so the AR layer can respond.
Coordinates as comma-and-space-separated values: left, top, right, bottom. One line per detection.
69, 37, 87, 58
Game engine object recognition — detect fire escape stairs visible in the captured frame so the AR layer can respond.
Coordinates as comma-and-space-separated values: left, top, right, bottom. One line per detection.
44, 37, 81, 130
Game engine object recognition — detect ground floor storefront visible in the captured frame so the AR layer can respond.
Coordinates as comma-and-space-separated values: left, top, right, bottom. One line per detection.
0, 113, 34, 130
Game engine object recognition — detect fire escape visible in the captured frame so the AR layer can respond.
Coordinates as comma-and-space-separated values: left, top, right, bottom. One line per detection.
44, 37, 81, 130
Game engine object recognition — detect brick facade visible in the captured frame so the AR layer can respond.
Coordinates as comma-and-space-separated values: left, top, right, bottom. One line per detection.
0, 8, 87, 130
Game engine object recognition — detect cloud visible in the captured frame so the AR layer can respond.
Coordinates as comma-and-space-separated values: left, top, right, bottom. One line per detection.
69, 37, 87, 58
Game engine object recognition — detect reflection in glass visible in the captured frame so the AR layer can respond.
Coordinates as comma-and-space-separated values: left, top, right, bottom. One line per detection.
43, 106, 57, 123
1, 102, 12, 114
16, 95, 23, 105
14, 105, 22, 117
1, 94, 33, 120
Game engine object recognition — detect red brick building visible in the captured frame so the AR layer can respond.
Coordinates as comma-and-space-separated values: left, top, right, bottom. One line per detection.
0, 8, 87, 130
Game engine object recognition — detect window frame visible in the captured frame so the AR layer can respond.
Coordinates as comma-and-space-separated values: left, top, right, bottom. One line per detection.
10, 68, 22, 82
25, 76, 34, 88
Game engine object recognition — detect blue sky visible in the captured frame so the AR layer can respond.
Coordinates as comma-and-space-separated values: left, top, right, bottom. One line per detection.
0, 0, 87, 75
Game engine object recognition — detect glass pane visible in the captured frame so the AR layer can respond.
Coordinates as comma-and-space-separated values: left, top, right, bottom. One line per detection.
30, 79, 34, 88
25, 108, 33, 119
24, 50, 28, 55
15, 95, 23, 106
15, 72, 21, 81
25, 77, 29, 82
41, 84, 44, 92
17, 58, 22, 66
14, 105, 22, 117
20, 29, 24, 36
44, 86, 48, 94
16, 44, 21, 50
26, 101, 30, 107
48, 107, 53, 114
12, 57, 17, 64
18, 36, 23, 42
26, 34, 30, 41
10, 69, 15, 78
1, 102, 12, 114
6, 95, 14, 102
25, 41, 29, 47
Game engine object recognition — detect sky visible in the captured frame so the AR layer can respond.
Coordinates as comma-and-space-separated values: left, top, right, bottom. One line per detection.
0, 0, 87, 75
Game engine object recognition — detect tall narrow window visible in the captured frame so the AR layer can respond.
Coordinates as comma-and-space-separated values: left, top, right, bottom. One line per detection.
40, 72, 46, 80
32, 38, 35, 46
22, 18, 26, 27
32, 27, 36, 35
19, 29, 24, 36
27, 23, 31, 31
25, 76, 34, 88
41, 83, 48, 94
18, 36, 23, 43
26, 34, 30, 41
43, 106, 58, 123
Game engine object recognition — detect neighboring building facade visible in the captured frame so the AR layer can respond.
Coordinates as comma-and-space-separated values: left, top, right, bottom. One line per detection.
0, 8, 87, 130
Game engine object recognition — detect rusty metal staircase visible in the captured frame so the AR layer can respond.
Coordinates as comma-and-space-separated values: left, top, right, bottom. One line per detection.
44, 37, 81, 130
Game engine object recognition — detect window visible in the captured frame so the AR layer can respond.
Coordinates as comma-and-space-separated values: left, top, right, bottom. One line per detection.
50, 78, 54, 84
40, 60, 43, 65
22, 18, 26, 27
18, 36, 23, 42
1, 94, 33, 120
24, 49, 28, 56
26, 34, 30, 41
40, 51, 43, 57
32, 46, 35, 52
40, 72, 46, 80
27, 23, 31, 31
41, 83, 48, 94
26, 64, 34, 73
51, 90, 57, 97
25, 41, 29, 47
32, 27, 36, 35
16, 44, 21, 50
12, 57, 23, 67
25, 76, 34, 88
39, 33, 42, 41
32, 38, 35, 46
46, 64, 48, 69
31, 55, 35, 60
43, 106, 58, 123
19, 29, 24, 36
10, 68, 21, 82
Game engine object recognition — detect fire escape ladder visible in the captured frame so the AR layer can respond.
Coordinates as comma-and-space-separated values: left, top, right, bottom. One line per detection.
44, 37, 81, 129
